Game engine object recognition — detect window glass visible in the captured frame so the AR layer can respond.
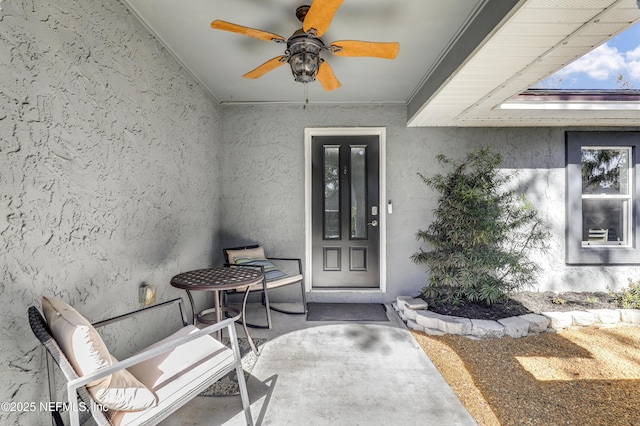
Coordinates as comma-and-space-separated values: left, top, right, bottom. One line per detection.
582, 148, 630, 195
582, 199, 628, 244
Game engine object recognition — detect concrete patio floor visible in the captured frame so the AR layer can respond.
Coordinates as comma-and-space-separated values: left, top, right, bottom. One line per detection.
160, 304, 477, 426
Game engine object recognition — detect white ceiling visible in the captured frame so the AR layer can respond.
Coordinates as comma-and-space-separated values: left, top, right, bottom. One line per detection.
121, 0, 640, 127
121, 0, 485, 104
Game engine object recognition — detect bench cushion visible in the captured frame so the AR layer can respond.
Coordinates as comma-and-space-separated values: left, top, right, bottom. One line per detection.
110, 325, 235, 426
42, 297, 158, 412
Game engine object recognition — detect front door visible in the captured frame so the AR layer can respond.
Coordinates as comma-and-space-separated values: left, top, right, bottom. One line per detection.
311, 134, 380, 288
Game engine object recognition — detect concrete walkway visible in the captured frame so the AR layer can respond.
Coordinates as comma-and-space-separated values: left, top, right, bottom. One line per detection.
161, 305, 476, 426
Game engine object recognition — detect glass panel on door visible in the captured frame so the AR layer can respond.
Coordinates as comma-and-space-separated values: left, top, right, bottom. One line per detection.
323, 146, 340, 240
350, 146, 367, 239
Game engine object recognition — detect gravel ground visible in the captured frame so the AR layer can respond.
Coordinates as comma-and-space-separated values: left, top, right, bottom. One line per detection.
413, 326, 640, 426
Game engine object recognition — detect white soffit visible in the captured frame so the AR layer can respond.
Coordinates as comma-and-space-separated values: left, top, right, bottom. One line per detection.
408, 0, 640, 127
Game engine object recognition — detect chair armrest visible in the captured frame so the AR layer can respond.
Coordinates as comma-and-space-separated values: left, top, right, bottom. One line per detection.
226, 258, 303, 277
266, 257, 303, 275
266, 257, 301, 262
67, 315, 239, 390
92, 298, 189, 329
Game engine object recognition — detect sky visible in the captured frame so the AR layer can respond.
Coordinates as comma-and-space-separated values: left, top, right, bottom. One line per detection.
534, 23, 640, 90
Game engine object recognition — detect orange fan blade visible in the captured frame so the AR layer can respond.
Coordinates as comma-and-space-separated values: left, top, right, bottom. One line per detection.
302, 0, 344, 37
243, 56, 287, 79
330, 40, 400, 59
317, 60, 341, 91
211, 20, 285, 43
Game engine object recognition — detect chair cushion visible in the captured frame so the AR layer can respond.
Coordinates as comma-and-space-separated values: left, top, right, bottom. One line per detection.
111, 325, 234, 426
225, 246, 266, 264
89, 355, 158, 412
42, 296, 112, 388
234, 257, 288, 281
126, 325, 227, 389
42, 296, 157, 412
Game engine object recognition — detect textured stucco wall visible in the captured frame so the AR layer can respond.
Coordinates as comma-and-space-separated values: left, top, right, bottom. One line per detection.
220, 104, 640, 303
1, 1, 221, 423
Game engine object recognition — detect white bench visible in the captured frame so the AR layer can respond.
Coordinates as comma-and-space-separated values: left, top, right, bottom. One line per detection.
28, 297, 253, 426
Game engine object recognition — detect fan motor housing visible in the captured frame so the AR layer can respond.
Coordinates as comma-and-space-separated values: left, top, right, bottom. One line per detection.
286, 31, 325, 83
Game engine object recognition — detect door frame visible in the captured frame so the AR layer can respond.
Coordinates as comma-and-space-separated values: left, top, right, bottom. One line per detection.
304, 127, 387, 293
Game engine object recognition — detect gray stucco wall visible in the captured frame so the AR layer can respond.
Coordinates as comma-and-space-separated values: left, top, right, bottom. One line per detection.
1, 1, 221, 424
220, 104, 640, 302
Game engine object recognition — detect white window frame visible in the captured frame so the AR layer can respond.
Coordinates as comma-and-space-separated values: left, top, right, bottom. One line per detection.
581, 146, 632, 248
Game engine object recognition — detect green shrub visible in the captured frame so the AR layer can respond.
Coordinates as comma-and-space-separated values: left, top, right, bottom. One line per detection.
610, 279, 640, 309
585, 296, 599, 305
411, 147, 548, 305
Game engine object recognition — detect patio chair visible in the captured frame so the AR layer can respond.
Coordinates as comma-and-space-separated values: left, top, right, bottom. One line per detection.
223, 244, 307, 329
28, 297, 253, 426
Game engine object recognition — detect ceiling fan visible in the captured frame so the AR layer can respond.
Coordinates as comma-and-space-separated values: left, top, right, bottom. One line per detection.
211, 0, 400, 91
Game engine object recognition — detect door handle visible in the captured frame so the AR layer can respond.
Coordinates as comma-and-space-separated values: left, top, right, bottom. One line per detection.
367, 220, 378, 227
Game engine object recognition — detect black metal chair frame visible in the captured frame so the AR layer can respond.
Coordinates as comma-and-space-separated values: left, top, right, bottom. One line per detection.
223, 244, 307, 329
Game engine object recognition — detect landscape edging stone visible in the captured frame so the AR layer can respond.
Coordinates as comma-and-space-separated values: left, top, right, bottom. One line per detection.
395, 296, 640, 338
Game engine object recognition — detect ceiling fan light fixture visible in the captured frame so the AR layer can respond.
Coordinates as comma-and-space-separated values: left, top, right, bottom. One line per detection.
287, 33, 324, 83
211, 1, 398, 91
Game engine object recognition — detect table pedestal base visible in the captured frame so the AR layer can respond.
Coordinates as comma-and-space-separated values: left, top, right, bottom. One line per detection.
197, 306, 240, 325
171, 268, 263, 355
